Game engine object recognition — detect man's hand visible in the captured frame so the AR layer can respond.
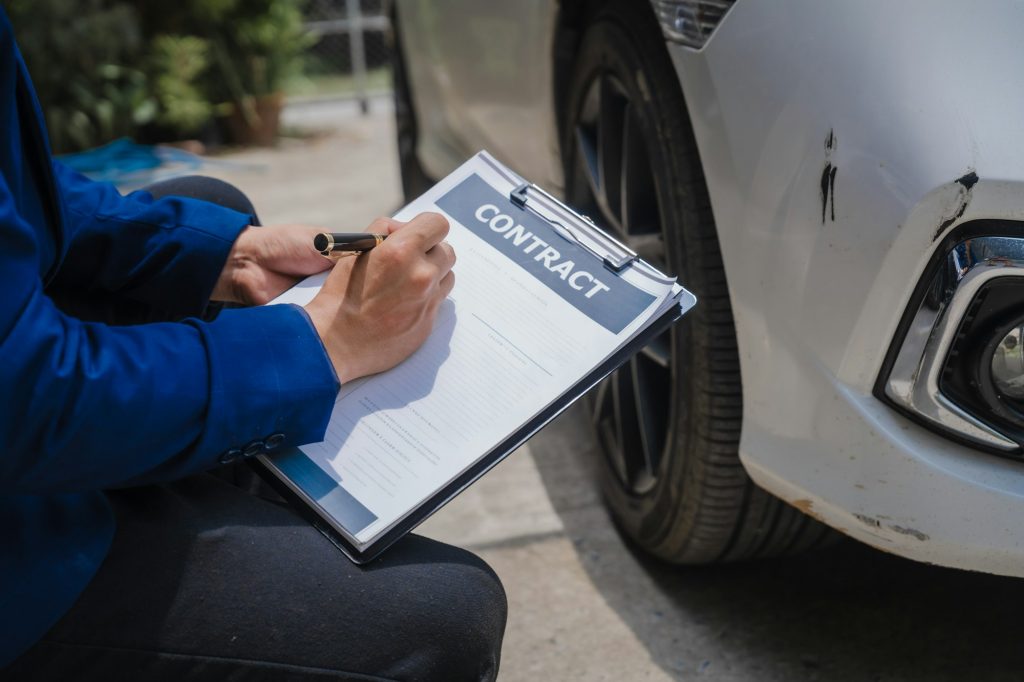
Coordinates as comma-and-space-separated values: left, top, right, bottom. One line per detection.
212, 224, 332, 305
303, 213, 456, 384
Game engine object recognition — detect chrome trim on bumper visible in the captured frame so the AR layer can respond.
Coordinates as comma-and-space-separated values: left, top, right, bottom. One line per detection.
885, 237, 1024, 451
651, 0, 735, 48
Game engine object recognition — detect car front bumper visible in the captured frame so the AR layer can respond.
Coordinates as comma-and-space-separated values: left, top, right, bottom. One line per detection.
667, 0, 1024, 575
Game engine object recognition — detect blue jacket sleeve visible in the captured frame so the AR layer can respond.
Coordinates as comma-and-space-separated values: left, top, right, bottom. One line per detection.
48, 161, 253, 318
0, 179, 340, 494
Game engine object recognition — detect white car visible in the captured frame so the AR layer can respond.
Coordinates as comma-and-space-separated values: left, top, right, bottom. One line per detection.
391, 0, 1024, 576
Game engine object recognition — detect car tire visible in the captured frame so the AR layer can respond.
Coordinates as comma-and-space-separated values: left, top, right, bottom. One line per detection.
561, 2, 834, 563
391, 9, 433, 202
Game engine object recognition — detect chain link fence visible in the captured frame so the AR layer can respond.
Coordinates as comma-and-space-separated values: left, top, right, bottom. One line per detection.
299, 0, 392, 113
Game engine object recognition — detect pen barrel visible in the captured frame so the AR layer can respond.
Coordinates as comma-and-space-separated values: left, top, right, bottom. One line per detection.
335, 236, 381, 251
314, 233, 385, 254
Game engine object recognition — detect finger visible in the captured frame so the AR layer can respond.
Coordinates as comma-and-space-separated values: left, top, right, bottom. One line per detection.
366, 216, 405, 235
390, 212, 449, 251
438, 270, 455, 298
424, 241, 456, 272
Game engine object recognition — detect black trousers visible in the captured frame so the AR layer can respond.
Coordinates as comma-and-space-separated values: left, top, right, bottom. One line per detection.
4, 177, 507, 682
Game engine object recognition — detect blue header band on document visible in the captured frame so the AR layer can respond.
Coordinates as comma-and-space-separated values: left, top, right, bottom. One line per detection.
273, 448, 378, 534
436, 174, 656, 333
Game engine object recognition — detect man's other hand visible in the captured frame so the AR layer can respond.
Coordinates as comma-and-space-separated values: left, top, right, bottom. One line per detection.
303, 213, 456, 383
212, 224, 332, 305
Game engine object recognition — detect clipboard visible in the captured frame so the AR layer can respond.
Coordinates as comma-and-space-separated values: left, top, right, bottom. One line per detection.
251, 151, 695, 564
251, 304, 682, 564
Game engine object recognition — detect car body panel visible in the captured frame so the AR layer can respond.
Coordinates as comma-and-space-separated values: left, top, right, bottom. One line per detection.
395, 0, 1024, 575
395, 1, 562, 189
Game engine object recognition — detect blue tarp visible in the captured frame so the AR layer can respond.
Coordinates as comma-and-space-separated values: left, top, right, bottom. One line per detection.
57, 138, 208, 189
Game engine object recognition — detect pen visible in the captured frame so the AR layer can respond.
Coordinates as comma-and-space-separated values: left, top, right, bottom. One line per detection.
314, 232, 387, 257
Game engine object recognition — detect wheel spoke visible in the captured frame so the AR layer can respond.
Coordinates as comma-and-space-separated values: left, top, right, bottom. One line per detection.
631, 356, 665, 479
612, 365, 643, 486
621, 101, 661, 239
597, 378, 625, 482
639, 332, 671, 368
591, 373, 628, 484
574, 126, 601, 206
572, 74, 602, 211
598, 75, 626, 228
619, 102, 635, 235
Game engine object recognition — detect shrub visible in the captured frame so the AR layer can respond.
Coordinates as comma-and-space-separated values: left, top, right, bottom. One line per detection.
149, 35, 212, 135
7, 0, 313, 151
7, 0, 156, 152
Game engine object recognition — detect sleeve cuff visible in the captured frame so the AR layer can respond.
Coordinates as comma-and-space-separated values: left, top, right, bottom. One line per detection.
187, 303, 340, 464
134, 200, 252, 317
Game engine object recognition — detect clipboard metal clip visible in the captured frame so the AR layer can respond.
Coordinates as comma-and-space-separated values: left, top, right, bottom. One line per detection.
509, 182, 638, 272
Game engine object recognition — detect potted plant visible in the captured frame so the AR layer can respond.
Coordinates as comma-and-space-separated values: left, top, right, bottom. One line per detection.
200, 0, 313, 145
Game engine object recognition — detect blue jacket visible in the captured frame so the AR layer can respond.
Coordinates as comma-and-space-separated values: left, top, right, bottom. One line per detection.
0, 10, 339, 666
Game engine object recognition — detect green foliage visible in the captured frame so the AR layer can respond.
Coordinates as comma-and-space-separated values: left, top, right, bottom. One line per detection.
6, 0, 313, 151
6, 0, 156, 151
202, 0, 316, 103
149, 35, 212, 134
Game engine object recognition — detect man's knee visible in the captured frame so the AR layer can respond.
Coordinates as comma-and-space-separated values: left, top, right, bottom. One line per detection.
143, 176, 258, 221
431, 548, 508, 651
380, 537, 507, 681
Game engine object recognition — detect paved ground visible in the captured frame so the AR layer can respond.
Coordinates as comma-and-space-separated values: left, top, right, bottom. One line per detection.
201, 100, 1024, 682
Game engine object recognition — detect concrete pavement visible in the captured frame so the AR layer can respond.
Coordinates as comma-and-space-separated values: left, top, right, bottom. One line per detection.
200, 100, 1024, 682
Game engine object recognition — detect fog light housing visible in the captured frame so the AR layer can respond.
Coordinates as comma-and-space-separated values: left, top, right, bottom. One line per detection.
937, 274, 1024, 450
880, 232, 1024, 456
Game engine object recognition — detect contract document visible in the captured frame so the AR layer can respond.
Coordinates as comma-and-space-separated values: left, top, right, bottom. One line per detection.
255, 152, 696, 563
